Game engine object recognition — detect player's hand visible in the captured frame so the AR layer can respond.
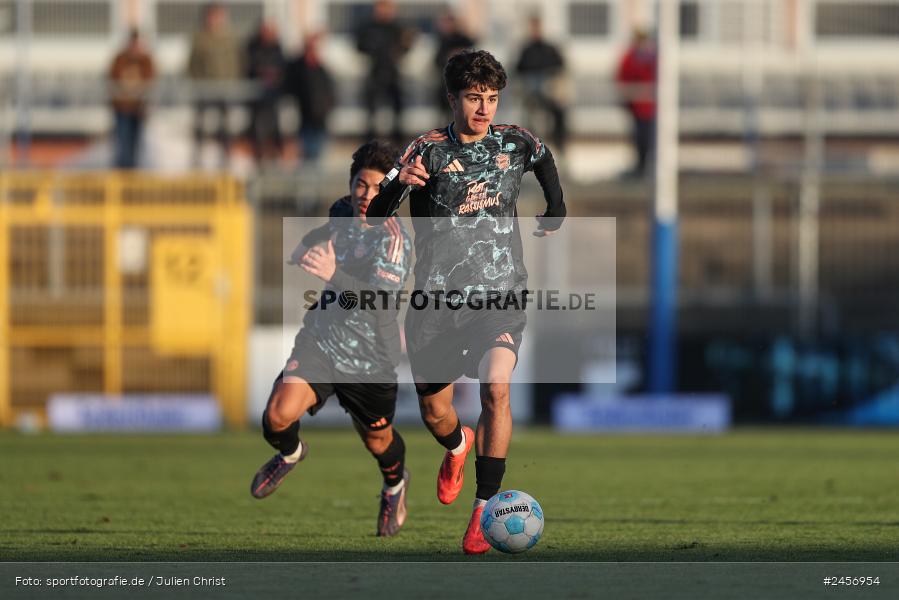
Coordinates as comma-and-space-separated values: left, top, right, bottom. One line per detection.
398, 155, 430, 187
533, 214, 559, 237
286, 242, 307, 265
301, 240, 337, 282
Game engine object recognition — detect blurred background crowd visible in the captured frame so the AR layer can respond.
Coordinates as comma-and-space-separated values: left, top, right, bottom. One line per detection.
5, 0, 588, 174
5, 0, 897, 180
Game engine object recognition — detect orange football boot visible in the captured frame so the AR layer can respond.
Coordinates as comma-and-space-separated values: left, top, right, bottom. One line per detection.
437, 426, 474, 505
462, 504, 491, 555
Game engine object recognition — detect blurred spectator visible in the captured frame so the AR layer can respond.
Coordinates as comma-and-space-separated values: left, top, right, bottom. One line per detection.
355, 0, 415, 143
616, 28, 657, 178
108, 29, 155, 169
187, 2, 242, 167
433, 11, 475, 122
284, 32, 336, 166
516, 15, 568, 152
245, 21, 286, 167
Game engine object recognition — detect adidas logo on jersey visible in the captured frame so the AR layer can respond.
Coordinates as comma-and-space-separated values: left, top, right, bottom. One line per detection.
495, 333, 514, 345
441, 159, 465, 173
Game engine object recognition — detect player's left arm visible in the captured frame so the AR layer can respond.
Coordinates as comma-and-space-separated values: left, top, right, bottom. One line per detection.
302, 231, 409, 294
301, 239, 372, 293
303, 229, 409, 328
300, 239, 337, 282
287, 222, 332, 267
299, 196, 356, 277
515, 125, 566, 236
531, 147, 566, 237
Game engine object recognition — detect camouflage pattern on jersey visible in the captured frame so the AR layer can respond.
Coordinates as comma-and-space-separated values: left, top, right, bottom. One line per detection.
388, 124, 546, 295
303, 203, 411, 375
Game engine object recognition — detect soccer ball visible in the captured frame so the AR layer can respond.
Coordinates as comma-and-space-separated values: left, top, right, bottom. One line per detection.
480, 490, 544, 553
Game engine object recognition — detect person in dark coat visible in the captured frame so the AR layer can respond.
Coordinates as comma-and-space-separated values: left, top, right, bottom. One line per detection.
245, 21, 286, 166
516, 15, 568, 152
433, 11, 475, 122
284, 31, 336, 166
354, 0, 415, 143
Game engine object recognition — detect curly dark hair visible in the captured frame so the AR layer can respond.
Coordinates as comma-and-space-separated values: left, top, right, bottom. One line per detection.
350, 139, 399, 179
443, 49, 507, 96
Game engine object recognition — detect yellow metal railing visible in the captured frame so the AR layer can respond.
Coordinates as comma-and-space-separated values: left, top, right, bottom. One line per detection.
0, 172, 251, 428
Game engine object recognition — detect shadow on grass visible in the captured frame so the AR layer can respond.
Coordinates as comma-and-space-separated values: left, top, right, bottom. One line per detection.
3, 516, 899, 562
5, 517, 899, 537
2, 544, 897, 562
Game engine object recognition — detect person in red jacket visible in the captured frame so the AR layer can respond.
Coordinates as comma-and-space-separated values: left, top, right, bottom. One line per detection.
616, 28, 657, 178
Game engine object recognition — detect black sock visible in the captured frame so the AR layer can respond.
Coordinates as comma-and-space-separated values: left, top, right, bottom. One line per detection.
434, 419, 463, 451
375, 430, 406, 487
475, 456, 506, 501
262, 413, 300, 456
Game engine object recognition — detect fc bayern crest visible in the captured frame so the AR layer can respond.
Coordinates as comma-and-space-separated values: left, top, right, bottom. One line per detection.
354, 243, 367, 258
496, 153, 510, 170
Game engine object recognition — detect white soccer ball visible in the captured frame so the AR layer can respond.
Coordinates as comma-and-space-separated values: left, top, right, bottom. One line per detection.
480, 490, 544, 553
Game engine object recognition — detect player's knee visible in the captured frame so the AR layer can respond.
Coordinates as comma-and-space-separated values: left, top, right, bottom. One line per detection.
419, 395, 450, 425
480, 382, 510, 412
478, 354, 514, 387
265, 404, 292, 432
364, 428, 392, 455
266, 389, 296, 431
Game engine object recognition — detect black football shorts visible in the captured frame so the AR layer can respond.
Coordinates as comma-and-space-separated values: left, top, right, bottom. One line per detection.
405, 304, 525, 396
274, 331, 398, 430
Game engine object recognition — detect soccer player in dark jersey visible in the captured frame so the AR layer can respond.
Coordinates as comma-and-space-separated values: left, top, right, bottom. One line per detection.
250, 140, 413, 537
366, 50, 566, 553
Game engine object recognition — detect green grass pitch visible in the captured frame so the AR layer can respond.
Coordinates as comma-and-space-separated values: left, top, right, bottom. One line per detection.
1, 428, 898, 561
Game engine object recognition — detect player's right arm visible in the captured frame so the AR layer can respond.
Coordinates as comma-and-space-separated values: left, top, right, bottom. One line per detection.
366, 141, 431, 225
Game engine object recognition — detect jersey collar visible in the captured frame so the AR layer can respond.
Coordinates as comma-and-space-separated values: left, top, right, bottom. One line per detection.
448, 122, 493, 144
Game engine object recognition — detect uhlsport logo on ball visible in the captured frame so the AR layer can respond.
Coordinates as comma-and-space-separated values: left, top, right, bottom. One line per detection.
480, 490, 544, 553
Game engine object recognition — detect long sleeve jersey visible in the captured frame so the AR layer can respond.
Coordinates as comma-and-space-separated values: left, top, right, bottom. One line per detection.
367, 123, 565, 296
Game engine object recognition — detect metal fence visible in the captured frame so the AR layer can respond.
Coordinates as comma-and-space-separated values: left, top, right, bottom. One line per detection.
0, 172, 252, 427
